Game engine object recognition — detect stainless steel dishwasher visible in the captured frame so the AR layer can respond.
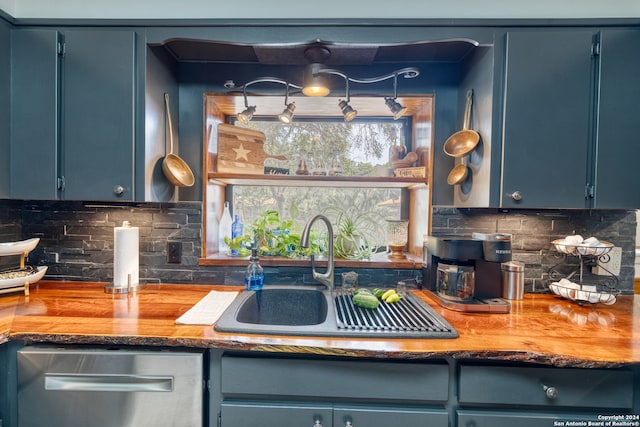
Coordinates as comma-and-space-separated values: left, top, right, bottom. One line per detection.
17, 347, 204, 427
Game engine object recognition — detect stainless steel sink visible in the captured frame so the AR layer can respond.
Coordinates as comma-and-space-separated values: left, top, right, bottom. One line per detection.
214, 285, 458, 338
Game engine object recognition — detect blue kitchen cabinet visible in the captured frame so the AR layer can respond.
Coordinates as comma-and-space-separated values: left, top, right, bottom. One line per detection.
591, 29, 640, 209
0, 18, 10, 199
10, 29, 59, 200
10, 28, 137, 201
457, 364, 636, 427
499, 29, 640, 209
499, 29, 594, 208
211, 352, 639, 427
215, 354, 450, 427
0, 342, 20, 427
0, 342, 6, 427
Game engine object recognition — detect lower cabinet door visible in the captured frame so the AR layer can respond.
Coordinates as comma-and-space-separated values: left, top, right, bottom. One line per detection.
335, 405, 449, 427
458, 409, 606, 427
221, 402, 332, 427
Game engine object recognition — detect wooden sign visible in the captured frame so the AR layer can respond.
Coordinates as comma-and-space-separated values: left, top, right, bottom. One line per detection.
394, 166, 426, 178
217, 124, 286, 174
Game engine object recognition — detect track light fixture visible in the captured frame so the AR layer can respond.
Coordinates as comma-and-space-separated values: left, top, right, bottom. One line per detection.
278, 102, 296, 124
339, 100, 357, 122
237, 105, 256, 125
385, 97, 407, 120
225, 46, 419, 122
385, 69, 409, 120
278, 84, 296, 124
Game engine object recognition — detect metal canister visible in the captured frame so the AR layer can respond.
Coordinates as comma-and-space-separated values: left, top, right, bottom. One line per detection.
501, 261, 524, 300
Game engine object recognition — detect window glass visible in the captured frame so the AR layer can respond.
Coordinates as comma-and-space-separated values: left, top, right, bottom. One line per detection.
231, 118, 408, 257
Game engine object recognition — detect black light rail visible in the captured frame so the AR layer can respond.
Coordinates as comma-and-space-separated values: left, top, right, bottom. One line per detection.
334, 292, 458, 338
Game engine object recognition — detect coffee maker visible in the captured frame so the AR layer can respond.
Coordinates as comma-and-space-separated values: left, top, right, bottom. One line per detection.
422, 233, 512, 313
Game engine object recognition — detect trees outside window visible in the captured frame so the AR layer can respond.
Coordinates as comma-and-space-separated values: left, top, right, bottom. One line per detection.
231, 118, 407, 256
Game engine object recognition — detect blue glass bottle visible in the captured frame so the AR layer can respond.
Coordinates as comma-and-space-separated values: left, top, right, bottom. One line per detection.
244, 248, 264, 291
231, 215, 243, 256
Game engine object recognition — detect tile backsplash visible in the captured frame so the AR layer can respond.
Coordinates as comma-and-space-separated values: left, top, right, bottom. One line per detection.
431, 206, 636, 293
0, 200, 636, 293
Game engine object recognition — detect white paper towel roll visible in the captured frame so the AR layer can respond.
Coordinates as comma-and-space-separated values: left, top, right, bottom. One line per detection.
113, 221, 139, 288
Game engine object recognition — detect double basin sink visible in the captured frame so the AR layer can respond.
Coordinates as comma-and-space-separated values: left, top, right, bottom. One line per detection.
215, 285, 458, 339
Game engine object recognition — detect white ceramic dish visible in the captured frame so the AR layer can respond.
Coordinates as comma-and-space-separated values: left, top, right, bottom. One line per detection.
0, 266, 47, 290
0, 238, 40, 257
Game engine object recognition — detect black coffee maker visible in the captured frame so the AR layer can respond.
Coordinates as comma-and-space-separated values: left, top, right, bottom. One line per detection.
422, 233, 512, 312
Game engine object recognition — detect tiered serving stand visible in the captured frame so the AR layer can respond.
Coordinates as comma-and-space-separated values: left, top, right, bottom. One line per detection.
548, 239, 619, 305
0, 238, 47, 296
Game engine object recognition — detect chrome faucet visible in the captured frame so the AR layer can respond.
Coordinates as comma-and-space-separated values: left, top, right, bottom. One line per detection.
300, 214, 334, 291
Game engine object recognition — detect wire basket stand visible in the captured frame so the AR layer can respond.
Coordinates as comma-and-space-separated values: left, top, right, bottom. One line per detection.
547, 240, 619, 305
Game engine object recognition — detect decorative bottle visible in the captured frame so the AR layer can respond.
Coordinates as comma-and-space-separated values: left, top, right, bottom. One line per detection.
218, 202, 232, 254
231, 214, 243, 256
244, 248, 264, 291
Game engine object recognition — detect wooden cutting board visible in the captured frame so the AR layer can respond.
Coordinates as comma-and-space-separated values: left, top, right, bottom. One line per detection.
216, 124, 286, 174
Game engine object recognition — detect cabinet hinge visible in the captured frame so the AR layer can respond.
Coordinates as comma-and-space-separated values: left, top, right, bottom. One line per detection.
585, 183, 595, 199
57, 41, 65, 57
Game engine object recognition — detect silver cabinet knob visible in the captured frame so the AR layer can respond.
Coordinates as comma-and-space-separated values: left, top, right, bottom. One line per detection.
114, 185, 125, 196
345, 422, 353, 427
542, 384, 558, 399
313, 420, 323, 427
509, 191, 523, 201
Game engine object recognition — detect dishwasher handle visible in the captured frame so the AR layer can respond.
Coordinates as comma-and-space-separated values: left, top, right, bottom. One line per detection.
45, 374, 174, 392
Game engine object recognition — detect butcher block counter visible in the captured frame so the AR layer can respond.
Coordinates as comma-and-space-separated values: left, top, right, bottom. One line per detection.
1, 281, 639, 368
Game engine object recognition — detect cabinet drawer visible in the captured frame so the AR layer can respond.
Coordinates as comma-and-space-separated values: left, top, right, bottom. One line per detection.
335, 405, 449, 427
458, 409, 607, 427
459, 365, 633, 409
221, 402, 332, 427
221, 356, 449, 403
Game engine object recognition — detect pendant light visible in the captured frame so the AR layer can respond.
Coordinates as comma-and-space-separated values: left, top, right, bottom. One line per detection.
301, 47, 332, 97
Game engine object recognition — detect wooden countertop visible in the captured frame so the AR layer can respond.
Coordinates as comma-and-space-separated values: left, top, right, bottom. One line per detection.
1, 281, 639, 368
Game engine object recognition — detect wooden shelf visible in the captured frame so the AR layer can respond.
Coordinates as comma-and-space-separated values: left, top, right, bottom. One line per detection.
199, 253, 423, 269
207, 173, 428, 189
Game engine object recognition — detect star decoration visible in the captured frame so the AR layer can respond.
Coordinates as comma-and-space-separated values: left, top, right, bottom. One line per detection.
232, 144, 251, 161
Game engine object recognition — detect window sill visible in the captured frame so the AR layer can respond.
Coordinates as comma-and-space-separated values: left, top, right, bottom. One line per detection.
198, 253, 423, 269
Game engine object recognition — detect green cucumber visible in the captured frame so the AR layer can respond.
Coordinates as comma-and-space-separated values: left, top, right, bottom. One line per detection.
371, 288, 386, 298
352, 292, 380, 309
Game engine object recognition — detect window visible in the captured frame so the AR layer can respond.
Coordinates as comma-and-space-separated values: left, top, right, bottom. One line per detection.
230, 118, 408, 257
203, 94, 433, 262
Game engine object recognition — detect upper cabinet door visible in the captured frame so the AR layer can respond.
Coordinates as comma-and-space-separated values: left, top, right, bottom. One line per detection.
61, 30, 136, 201
500, 30, 595, 208
593, 29, 640, 209
10, 29, 60, 199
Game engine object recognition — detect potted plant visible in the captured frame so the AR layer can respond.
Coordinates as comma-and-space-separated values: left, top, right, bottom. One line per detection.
323, 205, 385, 260
249, 209, 321, 258
223, 235, 252, 257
